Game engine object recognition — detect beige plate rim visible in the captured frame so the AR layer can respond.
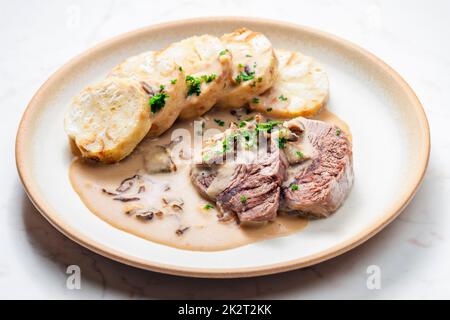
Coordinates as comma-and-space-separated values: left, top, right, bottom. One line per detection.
15, 16, 430, 278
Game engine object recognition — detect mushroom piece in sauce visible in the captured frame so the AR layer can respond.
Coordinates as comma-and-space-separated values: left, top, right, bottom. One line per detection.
162, 197, 184, 212
143, 145, 176, 174
281, 118, 314, 164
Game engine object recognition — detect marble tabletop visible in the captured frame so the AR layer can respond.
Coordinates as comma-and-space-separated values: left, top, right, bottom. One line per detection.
1, 0, 449, 299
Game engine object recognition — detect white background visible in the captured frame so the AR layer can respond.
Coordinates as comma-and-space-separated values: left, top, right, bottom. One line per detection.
1, 0, 449, 299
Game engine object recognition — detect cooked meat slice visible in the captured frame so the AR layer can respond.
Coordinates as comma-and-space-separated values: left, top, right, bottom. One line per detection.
280, 117, 353, 218
216, 150, 288, 222
191, 120, 288, 222
191, 150, 288, 222
216, 28, 278, 109
159, 35, 232, 119
109, 51, 187, 137
249, 49, 329, 118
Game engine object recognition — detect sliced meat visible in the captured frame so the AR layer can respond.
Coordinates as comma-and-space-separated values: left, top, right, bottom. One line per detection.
190, 120, 288, 222
191, 150, 287, 222
280, 117, 353, 218
218, 150, 287, 222
191, 116, 353, 221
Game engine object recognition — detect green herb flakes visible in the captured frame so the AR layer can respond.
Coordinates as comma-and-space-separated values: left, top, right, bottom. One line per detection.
214, 119, 225, 126
149, 92, 169, 113
251, 97, 260, 104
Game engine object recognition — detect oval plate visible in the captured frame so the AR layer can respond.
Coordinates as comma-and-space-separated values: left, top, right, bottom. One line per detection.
16, 17, 429, 278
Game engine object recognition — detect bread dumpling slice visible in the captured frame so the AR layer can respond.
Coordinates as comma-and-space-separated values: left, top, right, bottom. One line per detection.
159, 35, 232, 119
109, 51, 187, 137
216, 28, 278, 109
64, 78, 151, 163
249, 49, 329, 118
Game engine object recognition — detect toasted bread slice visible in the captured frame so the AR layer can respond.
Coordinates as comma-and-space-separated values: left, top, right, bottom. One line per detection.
64, 78, 151, 163
249, 49, 329, 118
109, 51, 187, 137
216, 28, 278, 108
159, 35, 232, 119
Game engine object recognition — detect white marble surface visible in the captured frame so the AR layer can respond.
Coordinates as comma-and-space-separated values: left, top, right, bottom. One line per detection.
1, 0, 449, 299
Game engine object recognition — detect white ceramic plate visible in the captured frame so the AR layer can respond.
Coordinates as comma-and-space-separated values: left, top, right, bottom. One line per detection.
16, 17, 429, 278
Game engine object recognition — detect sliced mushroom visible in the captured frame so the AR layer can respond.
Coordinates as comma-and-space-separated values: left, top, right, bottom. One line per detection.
102, 188, 119, 196
162, 197, 184, 212
113, 196, 140, 202
135, 211, 155, 221
175, 226, 190, 236
101, 175, 144, 198
283, 134, 315, 165
116, 175, 141, 193
143, 145, 176, 174
140, 81, 155, 96
283, 118, 306, 136
125, 206, 163, 221
165, 135, 183, 148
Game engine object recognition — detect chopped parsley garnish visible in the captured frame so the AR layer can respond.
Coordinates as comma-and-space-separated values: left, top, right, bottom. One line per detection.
266, 108, 273, 112
240, 195, 247, 203
251, 97, 260, 104
245, 107, 252, 115
202, 153, 211, 162
290, 184, 299, 191
256, 120, 283, 132
336, 128, 342, 136
219, 49, 230, 56
170, 79, 177, 84
214, 119, 225, 126
222, 139, 231, 153
296, 151, 304, 158
277, 137, 288, 149
222, 134, 235, 153
241, 130, 257, 148
149, 92, 169, 113
186, 75, 202, 96
221, 131, 248, 154
186, 74, 217, 96
253, 62, 257, 68
238, 63, 244, 69
236, 71, 255, 83
235, 64, 255, 83
239, 121, 247, 128
241, 130, 251, 141
245, 54, 252, 57
179, 66, 183, 71
201, 74, 217, 83
279, 95, 288, 101
203, 203, 214, 210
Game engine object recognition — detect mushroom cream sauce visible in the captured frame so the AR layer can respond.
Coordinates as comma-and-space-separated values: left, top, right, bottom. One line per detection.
70, 108, 350, 251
